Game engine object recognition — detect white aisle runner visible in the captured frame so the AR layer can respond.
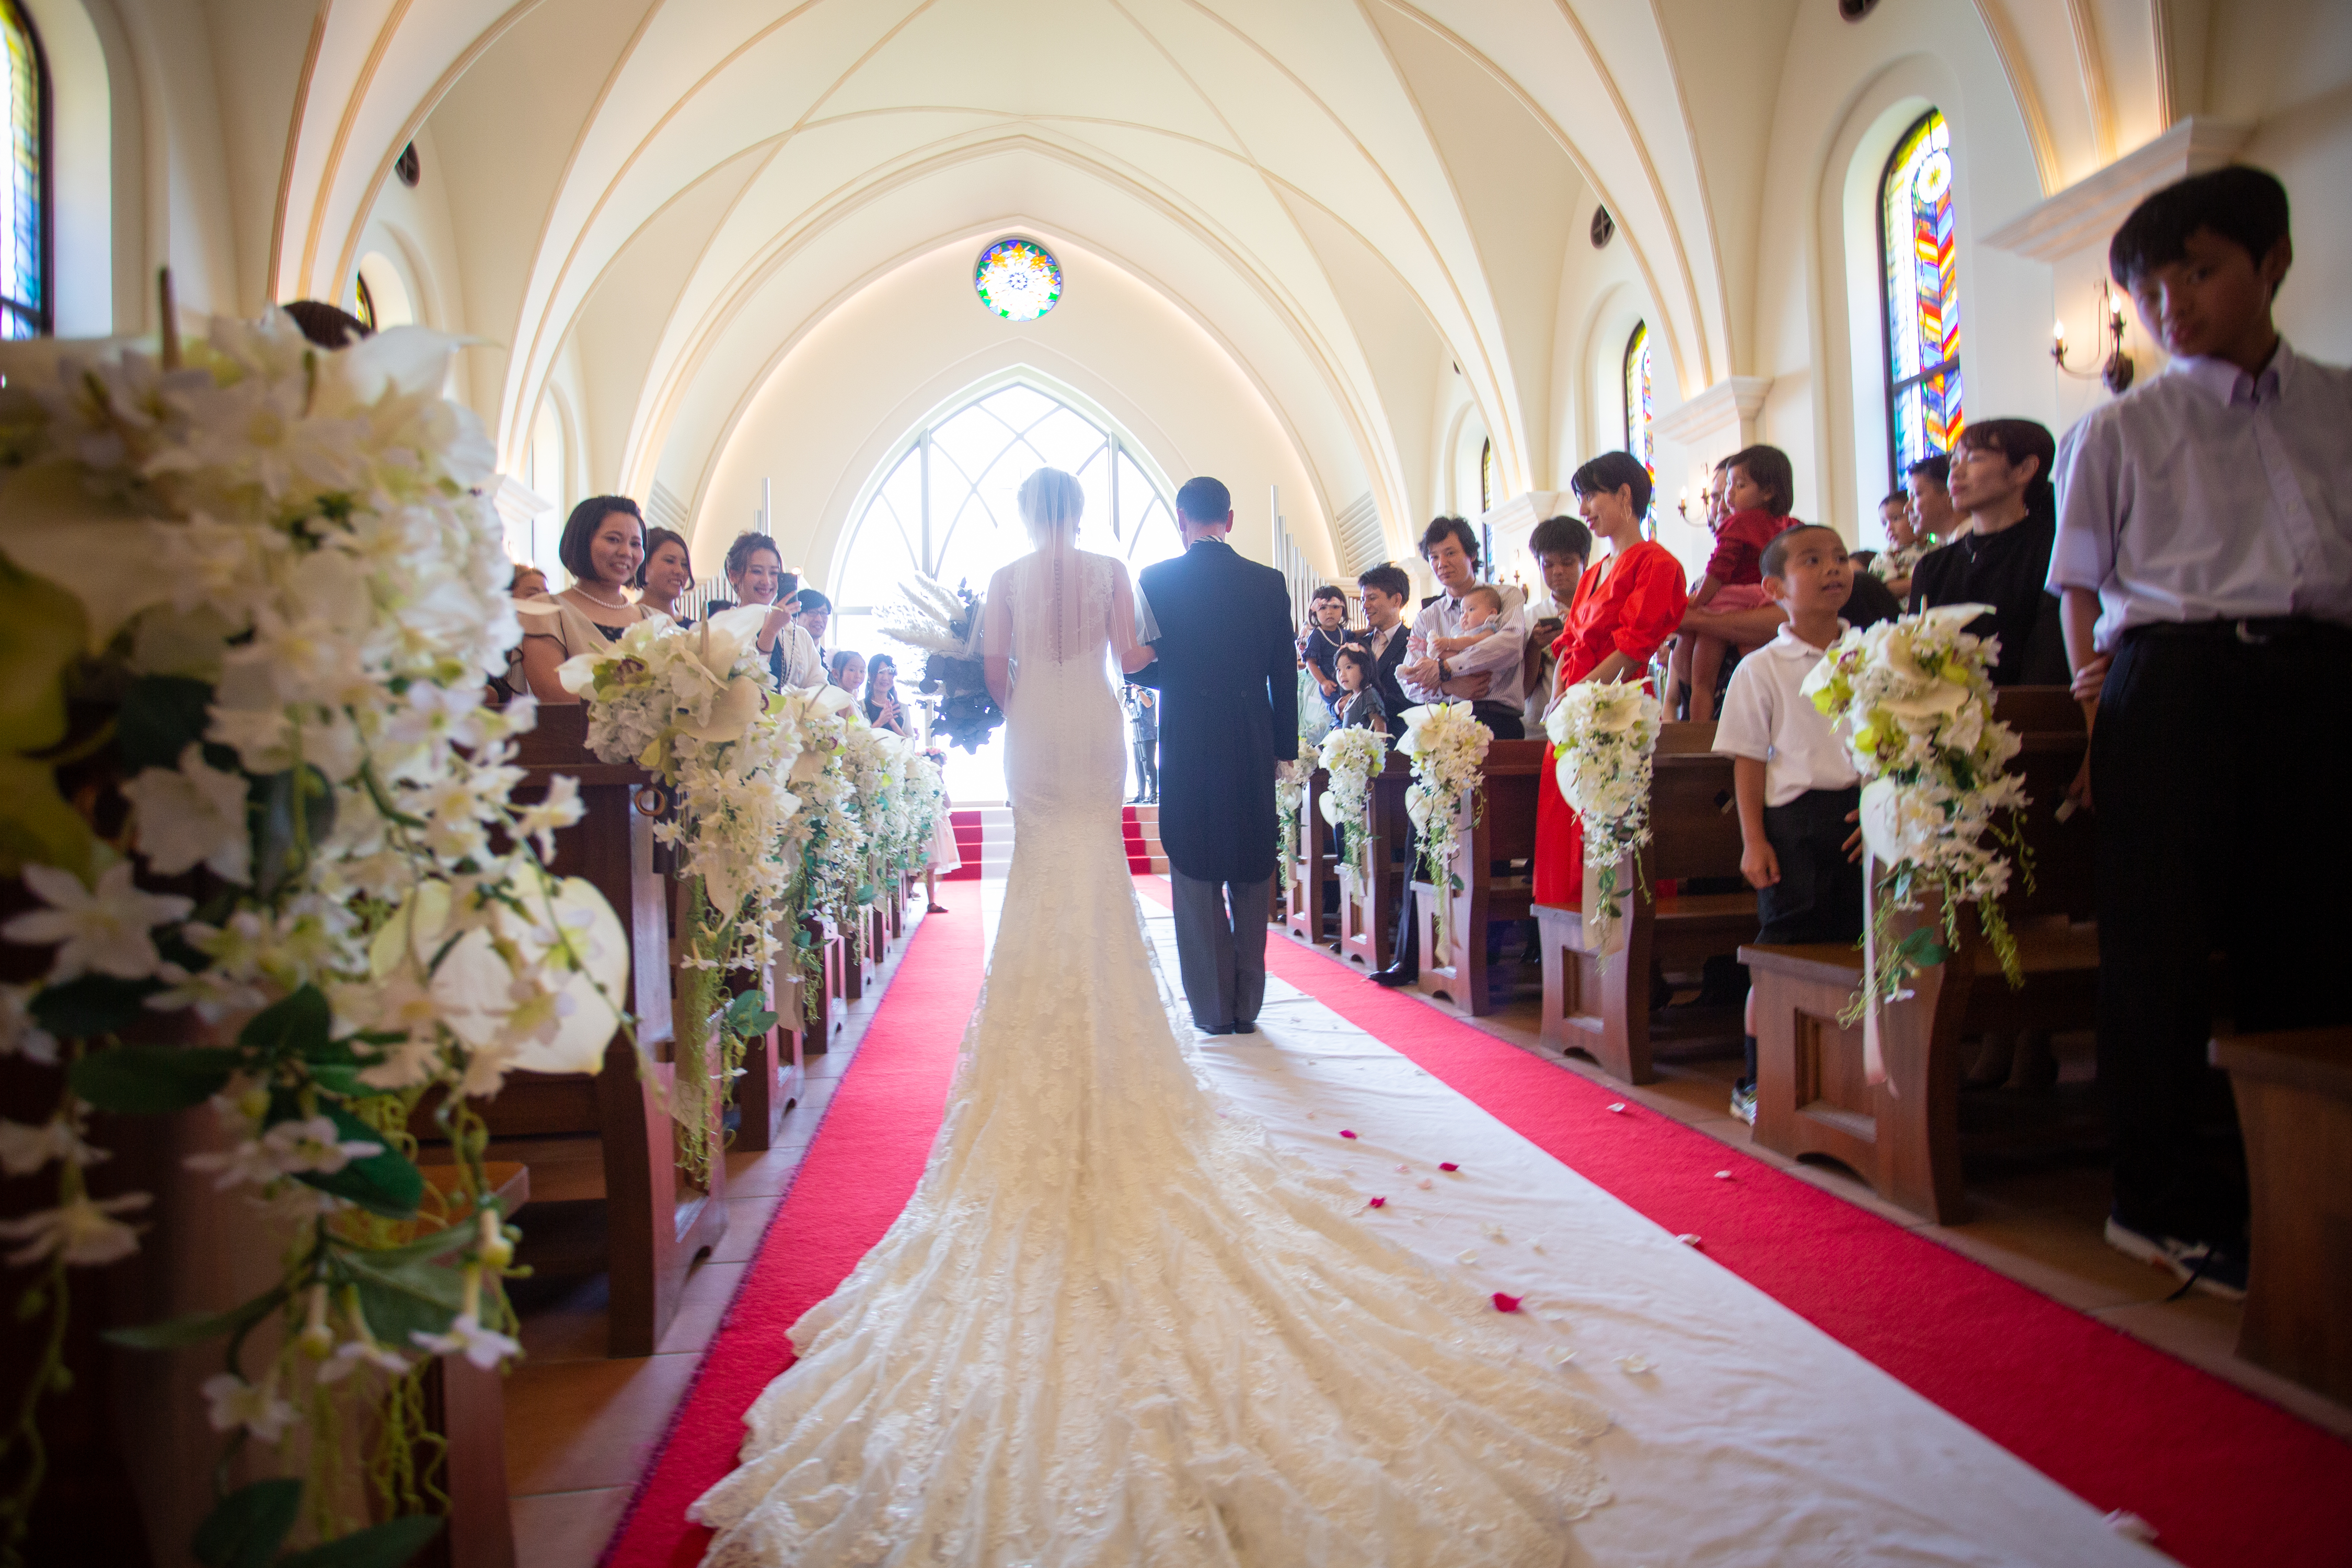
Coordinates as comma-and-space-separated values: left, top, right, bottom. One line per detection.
975, 874, 2165, 1567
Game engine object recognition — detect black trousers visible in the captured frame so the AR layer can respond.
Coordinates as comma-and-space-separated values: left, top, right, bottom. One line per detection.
1388, 707, 1524, 971
1132, 736, 1158, 800
2092, 621, 2352, 1244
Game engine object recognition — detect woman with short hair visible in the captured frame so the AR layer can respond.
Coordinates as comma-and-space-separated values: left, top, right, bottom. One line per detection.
516, 496, 657, 702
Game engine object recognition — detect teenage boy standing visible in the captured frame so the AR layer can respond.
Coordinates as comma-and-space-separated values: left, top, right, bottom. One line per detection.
2050, 164, 2352, 1297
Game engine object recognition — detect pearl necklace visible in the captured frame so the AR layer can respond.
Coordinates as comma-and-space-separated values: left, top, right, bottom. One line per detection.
569, 584, 631, 611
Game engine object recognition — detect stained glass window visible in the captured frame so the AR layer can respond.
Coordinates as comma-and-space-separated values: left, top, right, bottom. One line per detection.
2, 1, 45, 340
1479, 437, 1496, 514
1881, 109, 1963, 483
973, 237, 1062, 322
1623, 321, 1653, 515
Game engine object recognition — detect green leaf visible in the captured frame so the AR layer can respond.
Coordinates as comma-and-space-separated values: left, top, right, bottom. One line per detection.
116, 674, 217, 773
276, 1515, 444, 1568
238, 984, 332, 1063
343, 1219, 476, 1270
69, 1044, 241, 1113
29, 973, 165, 1039
251, 766, 337, 900
340, 1244, 465, 1345
723, 991, 778, 1037
298, 1109, 424, 1220
192, 1478, 303, 1568
105, 1284, 287, 1352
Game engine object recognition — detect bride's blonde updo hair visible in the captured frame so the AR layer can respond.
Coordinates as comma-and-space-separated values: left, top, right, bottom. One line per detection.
1018, 467, 1086, 547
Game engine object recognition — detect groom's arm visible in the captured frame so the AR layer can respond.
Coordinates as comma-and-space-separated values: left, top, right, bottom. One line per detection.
1265, 576, 1298, 762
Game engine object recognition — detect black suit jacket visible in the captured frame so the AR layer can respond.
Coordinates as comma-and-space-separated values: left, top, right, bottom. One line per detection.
1363, 624, 1411, 729
1130, 539, 1297, 884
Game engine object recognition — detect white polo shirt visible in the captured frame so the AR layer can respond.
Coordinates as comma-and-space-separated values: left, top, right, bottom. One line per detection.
1712, 623, 1860, 806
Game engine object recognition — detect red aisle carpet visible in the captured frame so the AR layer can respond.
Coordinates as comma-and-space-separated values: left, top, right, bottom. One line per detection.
1127, 878, 2352, 1568
602, 908, 984, 1568
606, 877, 2349, 1568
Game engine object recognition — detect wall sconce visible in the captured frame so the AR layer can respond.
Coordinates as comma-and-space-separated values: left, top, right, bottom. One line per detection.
2053, 282, 2135, 395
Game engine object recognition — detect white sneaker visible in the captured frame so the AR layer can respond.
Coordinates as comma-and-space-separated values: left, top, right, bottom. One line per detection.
2102, 1217, 2247, 1301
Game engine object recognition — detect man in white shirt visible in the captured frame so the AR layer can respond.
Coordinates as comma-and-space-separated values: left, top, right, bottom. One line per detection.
1373, 517, 1525, 988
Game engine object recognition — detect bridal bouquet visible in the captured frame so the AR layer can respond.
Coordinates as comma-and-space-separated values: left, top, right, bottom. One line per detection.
882, 575, 1004, 754
1395, 702, 1492, 950
1317, 727, 1389, 884
1802, 605, 2030, 1041
559, 608, 808, 1182
1546, 679, 1664, 960
0, 311, 621, 1562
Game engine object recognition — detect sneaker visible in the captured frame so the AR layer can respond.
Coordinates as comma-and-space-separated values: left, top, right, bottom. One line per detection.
1728, 1083, 1757, 1125
2103, 1216, 2248, 1301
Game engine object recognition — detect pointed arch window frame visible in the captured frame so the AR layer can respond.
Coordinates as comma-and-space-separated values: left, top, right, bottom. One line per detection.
1623, 320, 1654, 517
1, 0, 50, 340
830, 377, 1183, 616
1877, 107, 1963, 490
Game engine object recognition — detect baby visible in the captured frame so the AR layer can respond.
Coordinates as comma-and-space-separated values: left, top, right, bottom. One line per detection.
1427, 584, 1508, 658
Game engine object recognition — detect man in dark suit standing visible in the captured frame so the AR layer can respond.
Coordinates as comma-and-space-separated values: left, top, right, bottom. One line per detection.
1128, 477, 1299, 1035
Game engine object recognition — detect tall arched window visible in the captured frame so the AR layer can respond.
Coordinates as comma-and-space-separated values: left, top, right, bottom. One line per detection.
1880, 109, 1962, 484
834, 381, 1181, 617
1478, 437, 1496, 514
1623, 321, 1654, 514
1, 1, 48, 339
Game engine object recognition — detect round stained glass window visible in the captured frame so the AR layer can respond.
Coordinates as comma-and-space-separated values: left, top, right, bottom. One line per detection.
974, 238, 1062, 321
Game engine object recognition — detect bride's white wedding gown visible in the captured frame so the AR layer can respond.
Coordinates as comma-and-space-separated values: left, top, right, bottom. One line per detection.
691, 543, 1609, 1567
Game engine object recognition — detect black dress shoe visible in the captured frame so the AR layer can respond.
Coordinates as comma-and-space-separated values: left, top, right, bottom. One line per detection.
1369, 966, 1418, 988
1233, 1021, 1258, 1034
1200, 1024, 1236, 1036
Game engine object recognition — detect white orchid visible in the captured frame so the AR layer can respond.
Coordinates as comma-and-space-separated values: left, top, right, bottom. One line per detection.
0, 1114, 107, 1176
317, 1333, 413, 1385
0, 985, 59, 1066
260, 1116, 383, 1177
3, 862, 193, 982
0, 1191, 151, 1266
411, 1312, 522, 1371
201, 1371, 300, 1443
122, 744, 253, 883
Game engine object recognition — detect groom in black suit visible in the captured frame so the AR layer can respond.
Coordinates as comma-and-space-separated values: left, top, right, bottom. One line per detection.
1128, 477, 1299, 1035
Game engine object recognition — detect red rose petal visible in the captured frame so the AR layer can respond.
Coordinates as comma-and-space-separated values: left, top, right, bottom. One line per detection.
1367, 1196, 1387, 1208
1339, 1129, 1358, 1139
1438, 1162, 1460, 1172
1492, 1292, 1523, 1313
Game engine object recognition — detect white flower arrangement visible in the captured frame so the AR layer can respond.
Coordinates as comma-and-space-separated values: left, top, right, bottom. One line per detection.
1317, 726, 1390, 885
557, 607, 810, 1183
1801, 605, 2031, 1047
0, 309, 618, 1561
1394, 702, 1493, 953
1545, 679, 1665, 961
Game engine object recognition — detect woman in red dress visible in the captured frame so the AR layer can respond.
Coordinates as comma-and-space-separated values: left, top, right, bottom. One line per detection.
1533, 452, 1689, 906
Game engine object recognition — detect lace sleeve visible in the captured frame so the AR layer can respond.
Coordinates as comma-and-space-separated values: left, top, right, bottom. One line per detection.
1106, 562, 1150, 673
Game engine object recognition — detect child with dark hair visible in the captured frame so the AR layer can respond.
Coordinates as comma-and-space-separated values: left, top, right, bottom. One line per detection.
1672, 444, 1798, 721
2049, 163, 2350, 1296
1332, 644, 1385, 734
1905, 453, 1960, 546
1713, 523, 1864, 1124
1520, 514, 1593, 728
1909, 419, 2069, 685
1297, 584, 1353, 713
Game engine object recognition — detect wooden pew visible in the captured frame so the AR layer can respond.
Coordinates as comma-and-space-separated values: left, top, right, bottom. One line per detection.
729, 920, 806, 1151
1740, 688, 2097, 1223
1281, 767, 1332, 947
1335, 753, 1412, 972
1530, 722, 1755, 1083
2211, 1026, 2352, 1406
801, 913, 847, 1053
412, 1162, 528, 1568
412, 706, 727, 1357
1411, 740, 1546, 1014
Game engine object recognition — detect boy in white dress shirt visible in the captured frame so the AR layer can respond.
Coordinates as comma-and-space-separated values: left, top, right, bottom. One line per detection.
2050, 164, 2352, 1297
1714, 525, 1864, 1125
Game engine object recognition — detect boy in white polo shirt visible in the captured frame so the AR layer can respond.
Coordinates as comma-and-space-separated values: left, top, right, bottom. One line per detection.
1713, 524, 1864, 1123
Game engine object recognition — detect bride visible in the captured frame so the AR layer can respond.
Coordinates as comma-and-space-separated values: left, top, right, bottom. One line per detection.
690, 469, 1610, 1566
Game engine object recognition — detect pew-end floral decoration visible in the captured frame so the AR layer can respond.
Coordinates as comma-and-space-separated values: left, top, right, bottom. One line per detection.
1394, 702, 1491, 952
1545, 679, 1664, 963
0, 309, 625, 1565
1316, 726, 1389, 886
1801, 604, 2031, 1032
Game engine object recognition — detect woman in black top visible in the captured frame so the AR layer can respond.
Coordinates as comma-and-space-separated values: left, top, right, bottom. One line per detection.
1908, 419, 2070, 686
865, 653, 911, 736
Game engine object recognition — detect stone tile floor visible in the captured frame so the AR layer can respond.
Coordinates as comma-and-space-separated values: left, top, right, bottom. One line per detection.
500, 898, 2350, 1566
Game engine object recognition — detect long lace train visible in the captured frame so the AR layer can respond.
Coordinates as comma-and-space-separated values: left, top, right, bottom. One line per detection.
690, 549, 1609, 1566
